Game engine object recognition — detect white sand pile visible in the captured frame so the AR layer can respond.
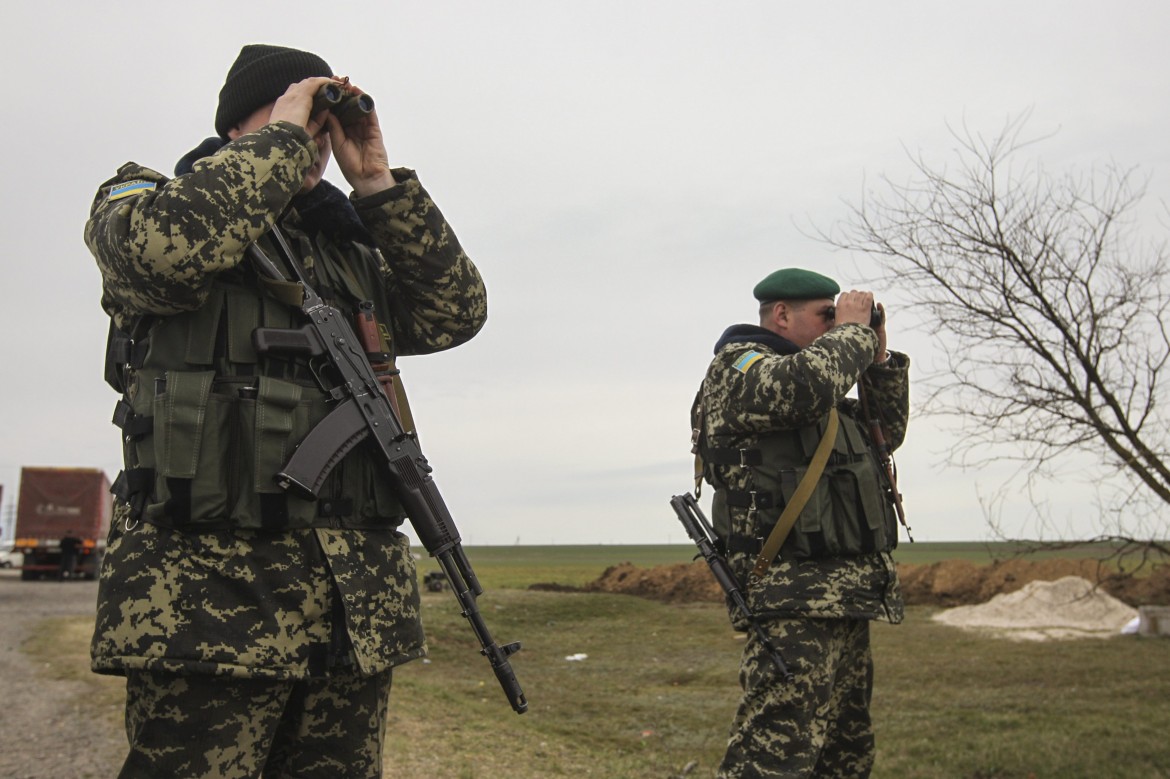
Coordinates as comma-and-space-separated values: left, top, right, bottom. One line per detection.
932, 576, 1138, 641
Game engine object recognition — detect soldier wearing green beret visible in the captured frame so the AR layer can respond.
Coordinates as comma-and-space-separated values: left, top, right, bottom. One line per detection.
85, 44, 486, 778
691, 268, 910, 777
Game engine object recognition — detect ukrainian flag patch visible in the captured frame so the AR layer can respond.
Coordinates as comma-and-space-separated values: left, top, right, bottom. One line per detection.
108, 180, 156, 201
733, 350, 766, 374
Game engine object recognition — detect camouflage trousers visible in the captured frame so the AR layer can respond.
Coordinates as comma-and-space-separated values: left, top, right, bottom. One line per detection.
116, 668, 392, 778
717, 617, 875, 779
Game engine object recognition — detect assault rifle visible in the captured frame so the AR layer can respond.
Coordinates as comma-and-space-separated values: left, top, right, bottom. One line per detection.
670, 493, 793, 682
247, 230, 527, 714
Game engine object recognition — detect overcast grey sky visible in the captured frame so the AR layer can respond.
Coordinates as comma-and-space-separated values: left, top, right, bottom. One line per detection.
2, 2, 1168, 545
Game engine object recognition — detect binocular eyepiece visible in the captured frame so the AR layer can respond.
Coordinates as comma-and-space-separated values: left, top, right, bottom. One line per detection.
312, 84, 374, 126
825, 304, 884, 329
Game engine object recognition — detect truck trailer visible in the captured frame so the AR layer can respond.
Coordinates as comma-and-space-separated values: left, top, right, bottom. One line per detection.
12, 467, 112, 581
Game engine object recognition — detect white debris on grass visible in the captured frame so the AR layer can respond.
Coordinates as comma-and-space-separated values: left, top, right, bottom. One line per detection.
932, 576, 1138, 642
564, 653, 588, 661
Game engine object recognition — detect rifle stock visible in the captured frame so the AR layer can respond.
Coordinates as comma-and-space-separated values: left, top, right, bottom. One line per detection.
670, 493, 793, 683
248, 234, 527, 714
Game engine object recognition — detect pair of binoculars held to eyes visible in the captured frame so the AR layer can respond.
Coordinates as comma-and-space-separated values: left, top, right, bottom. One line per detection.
825, 303, 885, 329
312, 84, 375, 126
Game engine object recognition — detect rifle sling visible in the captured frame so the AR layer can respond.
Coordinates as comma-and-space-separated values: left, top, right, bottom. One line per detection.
750, 407, 839, 579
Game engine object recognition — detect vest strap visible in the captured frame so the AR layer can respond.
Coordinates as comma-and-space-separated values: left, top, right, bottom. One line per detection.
724, 489, 778, 510
725, 533, 761, 555
704, 447, 764, 467
260, 493, 290, 530
184, 289, 224, 365
258, 275, 306, 308
112, 467, 155, 499
111, 400, 153, 440
105, 322, 150, 392
750, 407, 839, 579
164, 477, 193, 525
112, 467, 155, 520
226, 287, 261, 364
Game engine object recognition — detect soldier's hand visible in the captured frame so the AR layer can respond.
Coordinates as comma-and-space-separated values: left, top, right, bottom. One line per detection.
325, 80, 397, 198
269, 77, 334, 136
837, 291, 889, 362
833, 290, 875, 326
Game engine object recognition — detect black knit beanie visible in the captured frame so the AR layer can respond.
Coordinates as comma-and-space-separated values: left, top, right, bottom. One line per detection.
215, 44, 332, 139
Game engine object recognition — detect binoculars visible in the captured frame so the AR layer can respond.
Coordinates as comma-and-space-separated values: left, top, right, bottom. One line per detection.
825, 303, 884, 329
312, 84, 374, 126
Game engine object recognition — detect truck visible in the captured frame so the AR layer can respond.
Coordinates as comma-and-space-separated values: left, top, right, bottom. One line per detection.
12, 467, 112, 581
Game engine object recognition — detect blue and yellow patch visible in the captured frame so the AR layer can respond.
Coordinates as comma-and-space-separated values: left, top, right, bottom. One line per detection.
107, 180, 156, 201
732, 350, 766, 374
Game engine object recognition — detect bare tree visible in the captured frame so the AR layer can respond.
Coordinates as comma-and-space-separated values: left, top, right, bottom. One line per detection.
823, 113, 1170, 550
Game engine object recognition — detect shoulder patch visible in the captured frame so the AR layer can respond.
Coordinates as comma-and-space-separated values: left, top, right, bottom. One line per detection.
107, 180, 157, 201
732, 350, 766, 374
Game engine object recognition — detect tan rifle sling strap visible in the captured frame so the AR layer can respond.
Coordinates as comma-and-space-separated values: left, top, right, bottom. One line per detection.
750, 407, 839, 579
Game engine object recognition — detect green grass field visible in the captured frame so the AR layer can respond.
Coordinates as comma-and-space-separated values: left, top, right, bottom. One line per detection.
415, 541, 1136, 589
27, 544, 1170, 778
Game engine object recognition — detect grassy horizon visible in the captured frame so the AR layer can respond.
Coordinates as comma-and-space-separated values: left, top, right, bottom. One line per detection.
21, 542, 1170, 778
422, 540, 1149, 590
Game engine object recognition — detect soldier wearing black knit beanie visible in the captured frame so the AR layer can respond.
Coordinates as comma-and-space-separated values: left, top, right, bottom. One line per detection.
84, 41, 489, 779
214, 44, 333, 139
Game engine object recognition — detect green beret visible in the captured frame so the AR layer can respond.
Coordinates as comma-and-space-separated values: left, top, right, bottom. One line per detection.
752, 268, 840, 302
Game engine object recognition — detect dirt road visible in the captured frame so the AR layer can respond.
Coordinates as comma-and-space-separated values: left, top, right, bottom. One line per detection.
0, 571, 125, 778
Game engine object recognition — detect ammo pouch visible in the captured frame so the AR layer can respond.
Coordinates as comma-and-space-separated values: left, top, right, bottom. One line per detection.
708, 410, 898, 567
109, 278, 408, 531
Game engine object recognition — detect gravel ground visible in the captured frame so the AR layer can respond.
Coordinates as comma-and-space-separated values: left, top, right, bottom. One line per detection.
0, 571, 125, 777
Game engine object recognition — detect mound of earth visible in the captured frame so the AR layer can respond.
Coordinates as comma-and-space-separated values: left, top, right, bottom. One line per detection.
580, 562, 725, 602
569, 559, 1170, 608
932, 576, 1137, 641
898, 558, 1170, 607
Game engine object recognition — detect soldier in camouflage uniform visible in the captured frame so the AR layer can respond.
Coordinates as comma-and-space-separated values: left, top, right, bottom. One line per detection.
692, 269, 909, 778
84, 45, 487, 778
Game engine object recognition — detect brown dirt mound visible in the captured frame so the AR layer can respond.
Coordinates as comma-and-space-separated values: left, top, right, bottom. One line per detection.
570, 559, 1170, 608
581, 562, 724, 602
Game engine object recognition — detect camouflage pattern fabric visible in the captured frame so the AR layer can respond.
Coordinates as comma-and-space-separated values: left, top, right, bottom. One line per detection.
85, 121, 487, 345
732, 554, 902, 630
717, 617, 874, 779
698, 325, 899, 443
697, 323, 909, 622
84, 118, 485, 679
85, 116, 486, 772
696, 322, 911, 776
118, 667, 392, 778
86, 123, 316, 328
91, 505, 426, 678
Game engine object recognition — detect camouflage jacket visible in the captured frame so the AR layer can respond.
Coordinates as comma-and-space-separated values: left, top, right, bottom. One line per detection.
86, 122, 486, 341
696, 323, 909, 624
85, 121, 486, 678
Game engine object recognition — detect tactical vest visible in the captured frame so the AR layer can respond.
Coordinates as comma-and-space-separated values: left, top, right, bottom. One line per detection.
106, 225, 411, 532
701, 409, 898, 566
